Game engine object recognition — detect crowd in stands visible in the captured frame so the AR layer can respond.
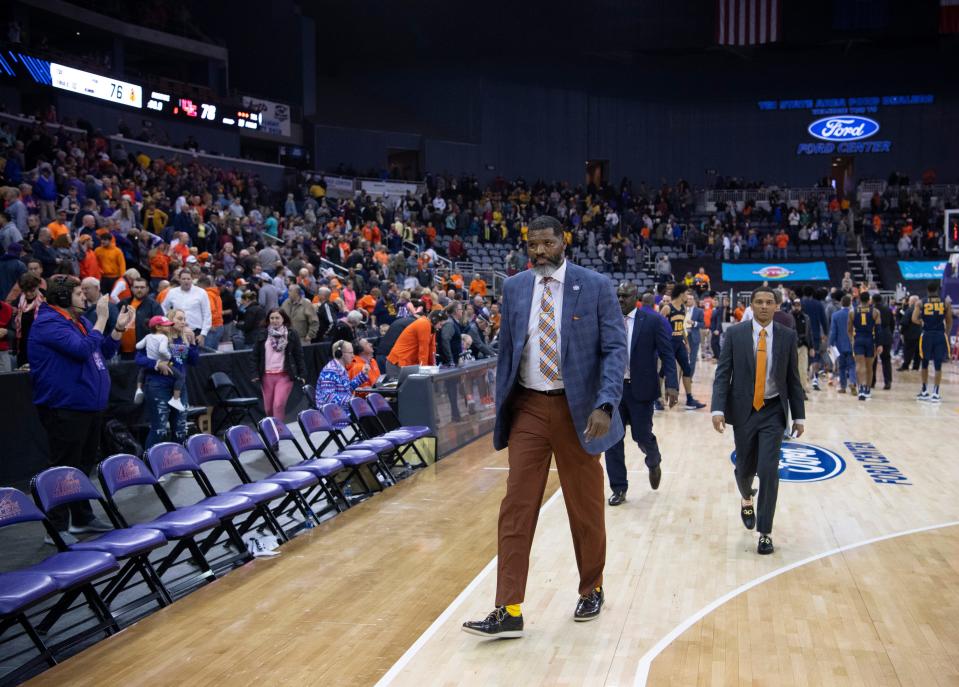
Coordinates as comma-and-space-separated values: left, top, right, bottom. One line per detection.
0, 121, 509, 433
2, 115, 955, 419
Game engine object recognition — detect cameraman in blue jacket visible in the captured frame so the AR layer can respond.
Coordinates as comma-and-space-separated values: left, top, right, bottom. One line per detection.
28, 274, 134, 543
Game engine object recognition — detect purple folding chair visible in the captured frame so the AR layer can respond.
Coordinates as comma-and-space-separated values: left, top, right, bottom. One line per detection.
257, 417, 350, 513
367, 393, 433, 440
185, 434, 291, 542
350, 397, 429, 470
97, 454, 221, 591
145, 443, 258, 565
320, 404, 398, 486
0, 571, 60, 681
224, 425, 322, 527
32, 467, 171, 614
297, 409, 386, 499
0, 488, 119, 675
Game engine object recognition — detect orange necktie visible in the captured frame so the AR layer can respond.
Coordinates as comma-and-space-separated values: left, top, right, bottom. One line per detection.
753, 328, 767, 411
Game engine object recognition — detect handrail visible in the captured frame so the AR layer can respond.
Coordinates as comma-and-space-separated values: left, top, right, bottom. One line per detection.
0, 111, 85, 135
318, 258, 348, 279
109, 135, 285, 169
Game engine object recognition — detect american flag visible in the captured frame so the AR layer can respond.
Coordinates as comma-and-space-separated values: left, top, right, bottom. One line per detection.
942, 0, 959, 33
716, 0, 782, 46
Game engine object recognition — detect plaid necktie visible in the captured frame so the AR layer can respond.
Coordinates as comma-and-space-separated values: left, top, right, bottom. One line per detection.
539, 277, 560, 382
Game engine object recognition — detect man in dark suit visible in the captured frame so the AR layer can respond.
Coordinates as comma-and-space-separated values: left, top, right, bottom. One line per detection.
711, 286, 805, 555
898, 295, 922, 371
315, 286, 339, 342
605, 285, 678, 505
871, 294, 894, 390
463, 215, 626, 639
709, 293, 730, 360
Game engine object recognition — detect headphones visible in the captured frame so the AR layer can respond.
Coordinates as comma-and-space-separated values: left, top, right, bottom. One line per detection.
47, 275, 79, 308
333, 341, 344, 359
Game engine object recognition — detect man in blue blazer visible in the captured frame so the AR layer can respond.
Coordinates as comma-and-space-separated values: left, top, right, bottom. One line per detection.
685, 292, 706, 378
463, 216, 627, 639
605, 287, 678, 505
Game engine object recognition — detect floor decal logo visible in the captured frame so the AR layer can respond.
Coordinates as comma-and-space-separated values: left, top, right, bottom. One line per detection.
843, 442, 912, 485
730, 441, 846, 483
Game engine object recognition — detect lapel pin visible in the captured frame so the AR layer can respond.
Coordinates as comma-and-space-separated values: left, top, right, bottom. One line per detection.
573, 285, 580, 291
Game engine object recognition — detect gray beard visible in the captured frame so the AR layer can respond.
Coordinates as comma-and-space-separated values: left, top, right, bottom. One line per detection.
531, 259, 563, 278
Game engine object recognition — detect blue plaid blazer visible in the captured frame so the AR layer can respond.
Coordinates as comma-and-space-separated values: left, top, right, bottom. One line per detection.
493, 261, 627, 454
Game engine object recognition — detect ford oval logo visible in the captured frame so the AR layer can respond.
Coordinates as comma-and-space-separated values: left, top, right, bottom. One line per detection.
730, 441, 846, 483
808, 116, 880, 142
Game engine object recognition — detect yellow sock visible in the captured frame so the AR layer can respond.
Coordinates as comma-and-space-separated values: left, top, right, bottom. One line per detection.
504, 604, 521, 617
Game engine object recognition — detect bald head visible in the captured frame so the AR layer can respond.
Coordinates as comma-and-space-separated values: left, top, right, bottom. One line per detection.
80, 277, 101, 305
641, 292, 656, 308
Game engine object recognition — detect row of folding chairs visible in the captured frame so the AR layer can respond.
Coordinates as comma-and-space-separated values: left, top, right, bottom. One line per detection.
0, 393, 432, 685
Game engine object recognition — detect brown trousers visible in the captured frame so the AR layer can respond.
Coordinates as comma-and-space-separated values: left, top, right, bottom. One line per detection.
495, 389, 606, 606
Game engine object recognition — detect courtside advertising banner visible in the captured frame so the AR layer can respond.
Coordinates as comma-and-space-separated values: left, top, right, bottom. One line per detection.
721, 262, 830, 282
897, 260, 946, 280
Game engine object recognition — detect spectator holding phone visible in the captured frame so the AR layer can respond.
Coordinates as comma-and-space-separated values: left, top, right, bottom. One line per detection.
28, 275, 134, 542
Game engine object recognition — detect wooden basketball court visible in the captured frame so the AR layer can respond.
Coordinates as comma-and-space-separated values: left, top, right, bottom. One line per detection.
26, 361, 959, 686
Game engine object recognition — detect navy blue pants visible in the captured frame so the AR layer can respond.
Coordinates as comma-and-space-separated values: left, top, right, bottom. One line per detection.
603, 384, 661, 492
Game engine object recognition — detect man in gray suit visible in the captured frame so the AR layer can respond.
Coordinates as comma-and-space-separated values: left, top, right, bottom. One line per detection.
463, 215, 626, 638
711, 286, 805, 555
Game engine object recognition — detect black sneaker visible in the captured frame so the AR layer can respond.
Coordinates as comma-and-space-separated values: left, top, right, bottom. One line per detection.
574, 587, 604, 622
462, 607, 524, 638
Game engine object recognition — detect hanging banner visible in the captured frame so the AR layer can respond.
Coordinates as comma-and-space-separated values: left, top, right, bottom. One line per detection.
241, 96, 291, 137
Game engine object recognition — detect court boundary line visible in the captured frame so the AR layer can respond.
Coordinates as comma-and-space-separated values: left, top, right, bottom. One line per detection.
631, 519, 959, 687
374, 488, 566, 687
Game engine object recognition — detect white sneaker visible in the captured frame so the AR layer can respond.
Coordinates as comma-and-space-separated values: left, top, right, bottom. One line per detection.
930, 393, 942, 404
167, 397, 186, 412
134, 388, 144, 404
916, 390, 930, 401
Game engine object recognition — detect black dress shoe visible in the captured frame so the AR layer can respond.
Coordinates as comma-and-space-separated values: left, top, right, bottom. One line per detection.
574, 587, 604, 622
740, 503, 756, 530
608, 490, 627, 506
757, 535, 774, 555
648, 465, 662, 490
462, 607, 524, 638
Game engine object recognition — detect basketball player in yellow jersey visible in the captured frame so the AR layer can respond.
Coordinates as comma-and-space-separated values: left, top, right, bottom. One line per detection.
912, 281, 953, 403
847, 292, 882, 401
659, 282, 706, 410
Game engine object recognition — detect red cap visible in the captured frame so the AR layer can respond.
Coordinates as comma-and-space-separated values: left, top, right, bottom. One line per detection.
148, 315, 174, 328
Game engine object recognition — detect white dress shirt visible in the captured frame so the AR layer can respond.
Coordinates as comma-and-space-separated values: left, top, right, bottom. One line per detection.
519, 260, 567, 391
624, 308, 636, 380
712, 319, 804, 423
752, 319, 777, 399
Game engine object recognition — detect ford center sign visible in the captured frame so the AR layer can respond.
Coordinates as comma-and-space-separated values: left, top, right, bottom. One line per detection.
730, 441, 846, 483
807, 116, 880, 142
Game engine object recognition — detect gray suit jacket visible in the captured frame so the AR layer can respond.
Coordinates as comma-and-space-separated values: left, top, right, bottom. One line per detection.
494, 262, 627, 454
710, 320, 805, 427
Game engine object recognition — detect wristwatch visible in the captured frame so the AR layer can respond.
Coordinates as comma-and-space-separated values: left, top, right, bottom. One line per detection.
596, 403, 614, 417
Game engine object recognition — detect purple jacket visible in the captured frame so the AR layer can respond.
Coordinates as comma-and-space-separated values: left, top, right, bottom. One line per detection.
28, 304, 118, 411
